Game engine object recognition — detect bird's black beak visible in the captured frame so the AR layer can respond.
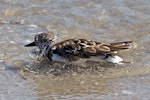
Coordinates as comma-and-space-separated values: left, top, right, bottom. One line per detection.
24, 42, 35, 47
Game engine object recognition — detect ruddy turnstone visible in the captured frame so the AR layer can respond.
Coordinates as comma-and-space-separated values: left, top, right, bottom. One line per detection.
25, 33, 133, 64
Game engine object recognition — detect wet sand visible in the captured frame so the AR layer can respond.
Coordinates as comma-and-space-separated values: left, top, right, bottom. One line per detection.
19, 60, 150, 99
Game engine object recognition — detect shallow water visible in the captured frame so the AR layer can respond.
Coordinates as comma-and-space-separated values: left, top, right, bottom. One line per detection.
0, 0, 150, 99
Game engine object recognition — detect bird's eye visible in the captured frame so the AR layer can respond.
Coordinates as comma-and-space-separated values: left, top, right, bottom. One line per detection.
42, 38, 48, 42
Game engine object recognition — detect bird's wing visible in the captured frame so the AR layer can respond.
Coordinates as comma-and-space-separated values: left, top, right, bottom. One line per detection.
53, 39, 112, 57
52, 39, 133, 58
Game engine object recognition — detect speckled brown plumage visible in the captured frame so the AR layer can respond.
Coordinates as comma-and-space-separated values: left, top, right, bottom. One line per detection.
49, 39, 132, 59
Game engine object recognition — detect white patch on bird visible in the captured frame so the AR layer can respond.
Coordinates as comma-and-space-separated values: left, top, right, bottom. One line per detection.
113, 51, 117, 54
51, 54, 69, 62
77, 46, 81, 50
105, 55, 123, 64
51, 46, 57, 50
40, 45, 47, 56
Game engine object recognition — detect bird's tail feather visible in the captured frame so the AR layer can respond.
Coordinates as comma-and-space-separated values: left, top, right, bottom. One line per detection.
109, 41, 133, 51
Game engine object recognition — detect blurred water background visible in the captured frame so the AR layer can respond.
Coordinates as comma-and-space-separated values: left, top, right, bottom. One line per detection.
0, 0, 150, 99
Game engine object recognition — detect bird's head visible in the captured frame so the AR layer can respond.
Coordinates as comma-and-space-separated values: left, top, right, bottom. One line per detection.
25, 32, 59, 49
